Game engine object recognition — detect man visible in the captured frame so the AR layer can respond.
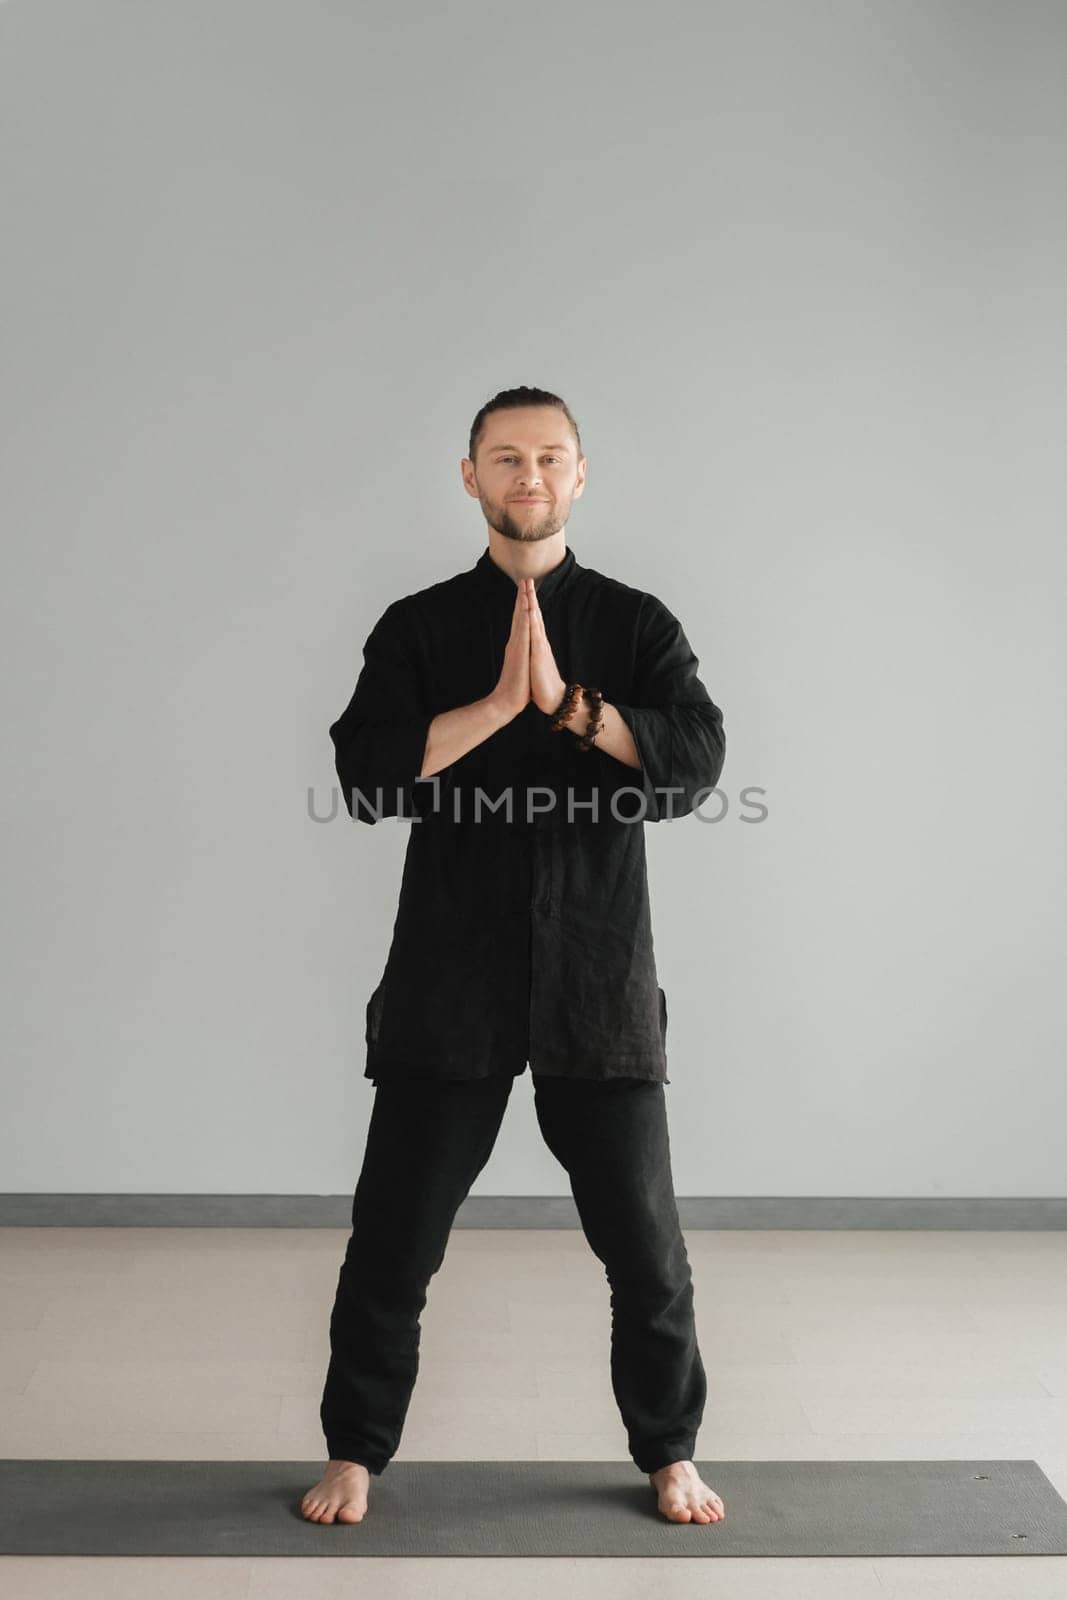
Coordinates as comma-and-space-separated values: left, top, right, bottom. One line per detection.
303, 386, 727, 1529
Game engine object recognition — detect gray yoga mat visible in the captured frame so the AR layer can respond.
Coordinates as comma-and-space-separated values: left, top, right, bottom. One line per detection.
2, 1459, 1066, 1557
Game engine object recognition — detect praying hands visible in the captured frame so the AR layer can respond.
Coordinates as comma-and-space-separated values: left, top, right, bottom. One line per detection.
419, 573, 641, 779
505, 576, 641, 766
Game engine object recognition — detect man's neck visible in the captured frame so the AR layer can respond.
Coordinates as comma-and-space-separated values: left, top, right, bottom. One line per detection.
485, 533, 568, 588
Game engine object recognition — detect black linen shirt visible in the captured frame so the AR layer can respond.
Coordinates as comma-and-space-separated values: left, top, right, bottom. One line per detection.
329, 544, 725, 1084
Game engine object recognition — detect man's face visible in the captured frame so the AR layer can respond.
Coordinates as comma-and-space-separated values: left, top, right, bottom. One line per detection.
463, 407, 586, 544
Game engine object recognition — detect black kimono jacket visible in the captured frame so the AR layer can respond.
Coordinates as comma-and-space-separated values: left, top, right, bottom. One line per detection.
329, 544, 725, 1084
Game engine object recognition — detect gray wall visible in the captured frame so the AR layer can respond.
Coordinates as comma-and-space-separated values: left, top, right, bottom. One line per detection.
2, 1, 1063, 1197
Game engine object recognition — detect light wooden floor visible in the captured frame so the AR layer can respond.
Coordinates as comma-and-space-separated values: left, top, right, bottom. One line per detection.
2, 1226, 1066, 1596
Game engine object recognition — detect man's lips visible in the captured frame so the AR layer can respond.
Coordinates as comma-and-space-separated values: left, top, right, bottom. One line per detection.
511, 497, 548, 502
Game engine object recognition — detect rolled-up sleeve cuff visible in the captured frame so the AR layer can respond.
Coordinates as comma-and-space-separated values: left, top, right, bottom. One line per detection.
611, 703, 675, 823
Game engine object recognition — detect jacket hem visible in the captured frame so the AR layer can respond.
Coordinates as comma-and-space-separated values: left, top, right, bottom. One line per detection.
365, 1057, 527, 1081
365, 1057, 669, 1084
530, 1058, 669, 1084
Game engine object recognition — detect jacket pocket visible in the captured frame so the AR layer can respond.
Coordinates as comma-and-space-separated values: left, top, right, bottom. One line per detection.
657, 985, 668, 1045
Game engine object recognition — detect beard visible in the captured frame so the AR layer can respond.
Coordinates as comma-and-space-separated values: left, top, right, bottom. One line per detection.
482, 494, 568, 543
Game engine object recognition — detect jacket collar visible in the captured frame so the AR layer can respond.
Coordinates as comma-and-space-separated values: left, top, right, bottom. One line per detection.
473, 543, 579, 609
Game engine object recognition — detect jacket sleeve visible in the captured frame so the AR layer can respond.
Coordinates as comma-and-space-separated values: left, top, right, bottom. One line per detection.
610, 593, 725, 822
329, 600, 450, 825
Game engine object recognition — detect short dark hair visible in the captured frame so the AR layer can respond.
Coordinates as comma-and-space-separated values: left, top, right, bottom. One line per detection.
468, 385, 583, 465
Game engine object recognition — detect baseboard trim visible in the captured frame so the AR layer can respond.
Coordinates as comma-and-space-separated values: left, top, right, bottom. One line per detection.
0, 1194, 1064, 1228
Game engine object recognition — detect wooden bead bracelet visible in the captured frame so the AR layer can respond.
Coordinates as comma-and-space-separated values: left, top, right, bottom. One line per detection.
548, 682, 605, 751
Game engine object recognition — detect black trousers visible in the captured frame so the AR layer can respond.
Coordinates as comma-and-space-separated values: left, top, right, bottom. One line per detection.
319, 1072, 706, 1476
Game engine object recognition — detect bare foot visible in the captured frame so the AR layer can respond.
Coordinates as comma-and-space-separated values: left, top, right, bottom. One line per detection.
648, 1460, 725, 1524
301, 1459, 371, 1524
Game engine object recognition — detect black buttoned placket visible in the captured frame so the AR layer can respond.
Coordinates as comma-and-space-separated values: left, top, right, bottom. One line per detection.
479, 551, 575, 1066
